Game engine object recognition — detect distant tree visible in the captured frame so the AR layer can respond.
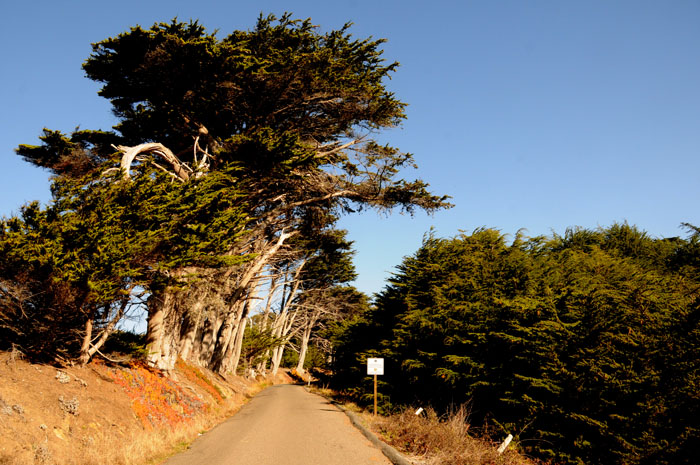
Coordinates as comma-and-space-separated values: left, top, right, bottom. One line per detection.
290, 228, 357, 372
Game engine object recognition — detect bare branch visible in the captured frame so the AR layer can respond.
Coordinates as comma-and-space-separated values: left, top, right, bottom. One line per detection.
150, 161, 187, 182
284, 190, 359, 209
314, 138, 363, 159
115, 143, 190, 182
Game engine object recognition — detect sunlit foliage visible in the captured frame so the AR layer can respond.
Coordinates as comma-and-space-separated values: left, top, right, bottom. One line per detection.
332, 224, 700, 465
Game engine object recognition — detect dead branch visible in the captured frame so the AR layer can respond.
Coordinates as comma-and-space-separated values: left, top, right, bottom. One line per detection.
314, 138, 363, 159
115, 143, 191, 182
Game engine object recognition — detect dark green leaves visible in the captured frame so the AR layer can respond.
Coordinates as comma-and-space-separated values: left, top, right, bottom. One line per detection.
15, 128, 117, 177
83, 15, 404, 153
332, 225, 700, 465
6, 14, 448, 372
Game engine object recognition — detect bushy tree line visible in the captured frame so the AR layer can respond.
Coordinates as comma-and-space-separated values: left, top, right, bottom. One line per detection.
0, 15, 447, 371
332, 224, 700, 465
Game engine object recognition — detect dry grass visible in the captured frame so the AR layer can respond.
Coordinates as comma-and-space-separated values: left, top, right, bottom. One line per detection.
83, 380, 272, 465
74, 412, 229, 465
367, 406, 541, 465
0, 352, 275, 465
72, 364, 271, 465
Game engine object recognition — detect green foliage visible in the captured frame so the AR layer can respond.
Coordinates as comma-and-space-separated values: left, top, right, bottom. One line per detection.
80, 15, 449, 215
0, 202, 86, 357
5, 14, 448, 370
296, 228, 357, 289
16, 128, 118, 176
332, 224, 700, 465
82, 16, 403, 151
0, 161, 249, 359
239, 322, 286, 373
103, 330, 148, 359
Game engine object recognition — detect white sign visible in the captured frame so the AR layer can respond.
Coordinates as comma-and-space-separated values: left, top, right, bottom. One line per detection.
367, 358, 384, 375
497, 434, 513, 454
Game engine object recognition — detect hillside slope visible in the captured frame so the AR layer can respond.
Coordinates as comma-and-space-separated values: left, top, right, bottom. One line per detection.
0, 350, 280, 465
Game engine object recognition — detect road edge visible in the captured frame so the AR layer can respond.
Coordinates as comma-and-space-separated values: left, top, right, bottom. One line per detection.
306, 388, 414, 465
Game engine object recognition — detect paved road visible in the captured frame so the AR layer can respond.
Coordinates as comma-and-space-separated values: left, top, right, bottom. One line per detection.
163, 384, 392, 465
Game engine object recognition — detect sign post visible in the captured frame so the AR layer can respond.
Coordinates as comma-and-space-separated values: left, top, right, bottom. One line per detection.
366, 358, 384, 416
374, 374, 377, 416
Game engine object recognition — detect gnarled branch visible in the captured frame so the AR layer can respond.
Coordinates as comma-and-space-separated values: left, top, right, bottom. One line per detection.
115, 143, 191, 182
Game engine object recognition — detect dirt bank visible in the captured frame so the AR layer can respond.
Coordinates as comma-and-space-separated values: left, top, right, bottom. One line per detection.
0, 351, 289, 465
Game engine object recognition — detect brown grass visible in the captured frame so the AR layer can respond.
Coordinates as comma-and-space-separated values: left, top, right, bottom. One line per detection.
366, 406, 541, 465
0, 352, 275, 465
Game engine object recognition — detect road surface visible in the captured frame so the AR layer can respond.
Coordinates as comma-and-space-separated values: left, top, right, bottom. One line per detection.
162, 384, 393, 465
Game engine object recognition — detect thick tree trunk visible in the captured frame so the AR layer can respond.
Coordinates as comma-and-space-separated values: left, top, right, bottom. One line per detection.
217, 300, 248, 374
209, 302, 241, 372
149, 270, 221, 371
178, 320, 197, 362
196, 311, 224, 366
179, 297, 206, 362
146, 289, 177, 370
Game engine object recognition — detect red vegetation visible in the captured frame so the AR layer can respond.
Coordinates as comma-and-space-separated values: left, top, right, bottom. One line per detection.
105, 361, 205, 430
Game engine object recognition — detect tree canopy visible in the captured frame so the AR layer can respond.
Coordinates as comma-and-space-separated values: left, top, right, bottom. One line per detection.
2, 14, 449, 371
331, 224, 700, 465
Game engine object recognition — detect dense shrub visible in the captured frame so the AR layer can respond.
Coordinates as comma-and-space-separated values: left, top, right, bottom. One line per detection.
332, 224, 700, 465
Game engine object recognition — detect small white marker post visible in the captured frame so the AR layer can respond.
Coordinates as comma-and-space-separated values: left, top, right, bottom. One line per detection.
497, 434, 513, 454
367, 358, 384, 416
415, 407, 424, 416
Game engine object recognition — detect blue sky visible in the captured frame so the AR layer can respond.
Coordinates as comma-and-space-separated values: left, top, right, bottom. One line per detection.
2, 1, 699, 297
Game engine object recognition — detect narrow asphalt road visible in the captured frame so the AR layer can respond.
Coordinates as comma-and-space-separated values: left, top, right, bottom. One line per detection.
162, 384, 393, 465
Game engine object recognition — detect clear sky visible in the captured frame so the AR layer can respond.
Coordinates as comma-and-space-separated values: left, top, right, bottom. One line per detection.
2, 0, 699, 297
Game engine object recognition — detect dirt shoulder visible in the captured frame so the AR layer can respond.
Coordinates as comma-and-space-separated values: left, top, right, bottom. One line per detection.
0, 351, 290, 465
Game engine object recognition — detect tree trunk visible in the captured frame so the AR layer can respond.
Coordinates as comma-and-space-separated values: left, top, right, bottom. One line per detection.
179, 297, 206, 362
86, 299, 129, 362
256, 276, 279, 374
295, 307, 323, 373
145, 289, 177, 370
218, 299, 249, 374
228, 281, 261, 374
271, 304, 301, 376
196, 311, 224, 366
211, 231, 296, 373
269, 264, 304, 376
79, 296, 131, 366
271, 341, 286, 376
78, 316, 94, 366
295, 324, 313, 373
209, 302, 241, 372
229, 313, 249, 375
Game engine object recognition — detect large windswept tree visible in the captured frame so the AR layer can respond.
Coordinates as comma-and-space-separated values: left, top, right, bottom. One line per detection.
4, 15, 449, 369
